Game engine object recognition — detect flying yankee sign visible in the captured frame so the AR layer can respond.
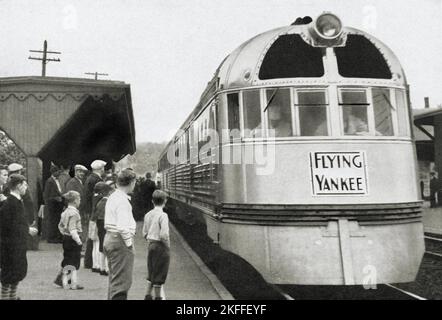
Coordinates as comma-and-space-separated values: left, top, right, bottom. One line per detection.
309, 151, 368, 195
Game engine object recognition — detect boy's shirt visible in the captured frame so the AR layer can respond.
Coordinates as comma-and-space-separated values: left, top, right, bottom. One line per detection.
142, 207, 170, 248
58, 205, 82, 243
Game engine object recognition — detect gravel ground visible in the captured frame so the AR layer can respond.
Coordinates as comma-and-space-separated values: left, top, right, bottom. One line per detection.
394, 254, 442, 300
425, 240, 442, 255
425, 234, 442, 255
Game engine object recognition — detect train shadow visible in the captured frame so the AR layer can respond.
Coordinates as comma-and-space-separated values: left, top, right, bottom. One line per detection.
167, 209, 283, 300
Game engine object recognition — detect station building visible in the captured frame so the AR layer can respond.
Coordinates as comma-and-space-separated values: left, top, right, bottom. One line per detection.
0, 76, 136, 216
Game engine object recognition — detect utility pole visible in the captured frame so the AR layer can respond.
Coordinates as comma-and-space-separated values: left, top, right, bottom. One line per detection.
85, 72, 109, 80
28, 40, 61, 77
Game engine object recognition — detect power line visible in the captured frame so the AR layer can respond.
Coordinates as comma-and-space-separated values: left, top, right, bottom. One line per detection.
28, 40, 61, 77
85, 72, 109, 80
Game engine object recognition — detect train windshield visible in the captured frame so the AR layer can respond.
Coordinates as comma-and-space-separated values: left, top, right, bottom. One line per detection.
340, 90, 369, 136
265, 88, 293, 137
227, 86, 410, 139
297, 90, 328, 136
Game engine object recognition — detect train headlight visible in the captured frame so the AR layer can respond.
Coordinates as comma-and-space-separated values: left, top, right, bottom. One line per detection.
305, 12, 346, 47
314, 13, 342, 39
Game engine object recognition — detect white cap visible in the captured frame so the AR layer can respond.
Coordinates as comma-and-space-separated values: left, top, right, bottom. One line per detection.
91, 160, 106, 170
8, 163, 23, 172
74, 164, 88, 171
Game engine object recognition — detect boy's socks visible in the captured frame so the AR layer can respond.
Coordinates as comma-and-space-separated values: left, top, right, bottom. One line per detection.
70, 270, 84, 290
9, 284, 18, 300
1, 284, 11, 300
62, 273, 69, 289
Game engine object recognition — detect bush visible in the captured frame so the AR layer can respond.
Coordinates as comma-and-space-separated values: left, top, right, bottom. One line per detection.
0, 130, 26, 168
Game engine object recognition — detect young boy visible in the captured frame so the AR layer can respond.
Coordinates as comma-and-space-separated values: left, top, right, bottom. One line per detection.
0, 174, 36, 300
142, 190, 170, 300
57, 190, 84, 290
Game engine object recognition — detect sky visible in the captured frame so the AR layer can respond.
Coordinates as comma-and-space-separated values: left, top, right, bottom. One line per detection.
0, 0, 441, 143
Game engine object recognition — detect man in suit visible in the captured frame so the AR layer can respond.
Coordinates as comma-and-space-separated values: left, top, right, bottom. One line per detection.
43, 165, 64, 243
7, 163, 36, 226
58, 165, 71, 194
83, 160, 106, 269
139, 172, 157, 214
65, 165, 87, 204
0, 167, 8, 206
430, 171, 440, 208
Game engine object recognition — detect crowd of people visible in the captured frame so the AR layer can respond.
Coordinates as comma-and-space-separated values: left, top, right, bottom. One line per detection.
0, 159, 169, 300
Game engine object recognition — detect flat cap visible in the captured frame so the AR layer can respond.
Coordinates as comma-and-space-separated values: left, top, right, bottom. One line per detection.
74, 164, 88, 171
91, 160, 106, 170
8, 163, 23, 172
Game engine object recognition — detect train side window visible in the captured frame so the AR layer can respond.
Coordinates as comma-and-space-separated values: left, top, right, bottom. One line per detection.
243, 90, 262, 138
209, 106, 216, 131
395, 89, 410, 136
340, 90, 369, 136
265, 88, 293, 137
297, 91, 328, 136
186, 131, 190, 161
227, 93, 240, 130
372, 88, 394, 136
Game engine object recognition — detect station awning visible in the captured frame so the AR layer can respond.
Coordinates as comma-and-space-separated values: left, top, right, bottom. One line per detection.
413, 108, 442, 126
412, 108, 438, 162
0, 76, 136, 166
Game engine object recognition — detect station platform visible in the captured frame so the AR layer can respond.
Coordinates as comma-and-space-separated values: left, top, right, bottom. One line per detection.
19, 222, 233, 300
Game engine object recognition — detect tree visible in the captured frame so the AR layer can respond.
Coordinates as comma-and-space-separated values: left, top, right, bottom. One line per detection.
0, 130, 26, 169
115, 141, 167, 177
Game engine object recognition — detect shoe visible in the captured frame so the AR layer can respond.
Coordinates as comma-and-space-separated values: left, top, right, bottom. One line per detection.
92, 268, 100, 273
53, 272, 63, 287
144, 294, 153, 300
70, 285, 84, 290
154, 297, 163, 300
99, 270, 109, 276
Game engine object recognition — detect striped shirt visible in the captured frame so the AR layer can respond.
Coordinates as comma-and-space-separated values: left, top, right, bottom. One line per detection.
104, 188, 136, 247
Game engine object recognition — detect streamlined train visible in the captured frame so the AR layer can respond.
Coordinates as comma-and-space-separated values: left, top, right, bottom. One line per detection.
158, 12, 424, 285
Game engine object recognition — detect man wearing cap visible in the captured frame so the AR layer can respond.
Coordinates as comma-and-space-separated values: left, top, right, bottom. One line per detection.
66, 165, 87, 201
66, 165, 88, 223
6, 163, 37, 227
83, 160, 106, 268
43, 165, 64, 243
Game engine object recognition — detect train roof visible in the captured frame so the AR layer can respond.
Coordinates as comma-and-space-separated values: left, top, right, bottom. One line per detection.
215, 20, 406, 90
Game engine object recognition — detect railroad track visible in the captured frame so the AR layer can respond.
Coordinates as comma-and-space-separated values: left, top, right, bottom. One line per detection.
385, 284, 427, 300
275, 283, 427, 300
425, 235, 442, 258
